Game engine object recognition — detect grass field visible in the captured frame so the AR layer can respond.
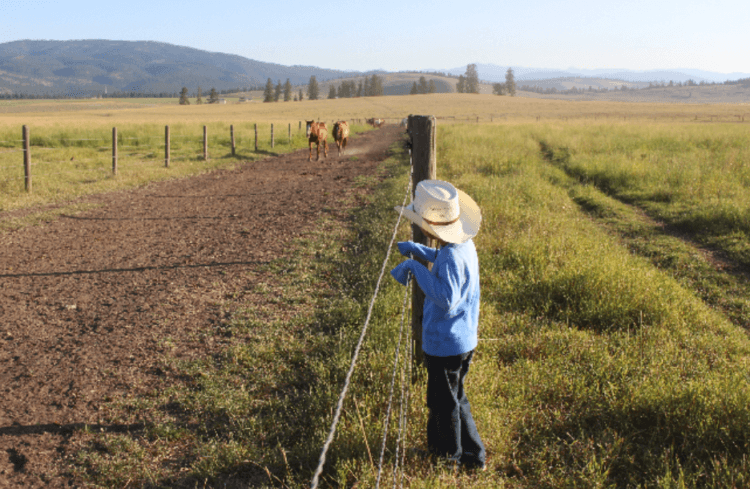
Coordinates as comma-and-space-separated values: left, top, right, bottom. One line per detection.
4, 95, 750, 487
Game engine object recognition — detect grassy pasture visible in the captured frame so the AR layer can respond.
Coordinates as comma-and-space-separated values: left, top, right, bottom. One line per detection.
4, 95, 750, 487
1, 94, 746, 215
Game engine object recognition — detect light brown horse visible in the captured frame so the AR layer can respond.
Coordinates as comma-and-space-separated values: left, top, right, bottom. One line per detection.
306, 120, 328, 161
332, 120, 350, 156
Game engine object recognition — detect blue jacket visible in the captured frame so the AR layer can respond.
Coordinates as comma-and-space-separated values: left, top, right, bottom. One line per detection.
393, 240, 480, 357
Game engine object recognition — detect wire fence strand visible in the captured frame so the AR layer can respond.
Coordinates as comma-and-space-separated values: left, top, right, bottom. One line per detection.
375, 268, 412, 489
310, 169, 413, 489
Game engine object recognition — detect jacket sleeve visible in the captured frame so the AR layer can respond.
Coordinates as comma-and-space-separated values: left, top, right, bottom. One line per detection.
408, 242, 439, 263
407, 252, 463, 312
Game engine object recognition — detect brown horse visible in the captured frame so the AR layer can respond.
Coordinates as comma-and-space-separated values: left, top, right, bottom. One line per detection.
306, 120, 328, 161
332, 120, 350, 156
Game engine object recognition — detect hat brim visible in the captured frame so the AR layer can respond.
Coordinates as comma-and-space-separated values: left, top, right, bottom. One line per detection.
395, 188, 481, 244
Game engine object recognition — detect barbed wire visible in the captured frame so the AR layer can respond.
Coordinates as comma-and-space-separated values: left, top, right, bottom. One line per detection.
375, 266, 411, 489
0, 149, 25, 155
310, 165, 413, 489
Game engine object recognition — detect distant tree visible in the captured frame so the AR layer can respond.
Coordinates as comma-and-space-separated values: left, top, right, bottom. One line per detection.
428, 79, 437, 93
505, 68, 516, 96
298, 88, 304, 101
263, 78, 274, 102
308, 76, 319, 100
179, 87, 190, 105
456, 75, 466, 93
370, 74, 384, 96
284, 79, 292, 101
418, 76, 429, 94
410, 82, 419, 95
363, 77, 371, 96
208, 87, 219, 103
465, 64, 479, 94
492, 82, 506, 96
328, 85, 337, 99
357, 81, 363, 97
196, 86, 203, 104
274, 80, 282, 101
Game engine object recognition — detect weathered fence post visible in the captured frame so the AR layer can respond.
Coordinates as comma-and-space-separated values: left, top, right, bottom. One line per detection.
288, 123, 291, 144
203, 126, 208, 160
254, 124, 258, 151
112, 127, 118, 176
408, 115, 437, 370
164, 125, 170, 168
230, 125, 235, 156
22, 125, 31, 192
271, 123, 274, 148
299, 120, 302, 132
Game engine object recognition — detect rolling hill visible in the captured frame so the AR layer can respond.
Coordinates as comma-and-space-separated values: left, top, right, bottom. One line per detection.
0, 40, 369, 97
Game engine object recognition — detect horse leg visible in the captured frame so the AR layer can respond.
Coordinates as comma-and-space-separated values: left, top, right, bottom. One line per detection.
308, 140, 313, 161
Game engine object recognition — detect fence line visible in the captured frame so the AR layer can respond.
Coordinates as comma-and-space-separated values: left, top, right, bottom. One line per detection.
2, 122, 310, 194
375, 268, 412, 489
310, 168, 413, 489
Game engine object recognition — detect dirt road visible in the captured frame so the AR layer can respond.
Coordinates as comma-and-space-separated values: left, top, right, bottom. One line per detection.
0, 125, 403, 487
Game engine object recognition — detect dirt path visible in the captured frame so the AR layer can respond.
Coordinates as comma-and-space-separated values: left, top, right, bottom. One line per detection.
0, 125, 404, 488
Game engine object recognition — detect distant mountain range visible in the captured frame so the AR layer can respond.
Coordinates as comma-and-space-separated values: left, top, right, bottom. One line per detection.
439, 64, 750, 85
0, 40, 373, 97
2, 40, 748, 98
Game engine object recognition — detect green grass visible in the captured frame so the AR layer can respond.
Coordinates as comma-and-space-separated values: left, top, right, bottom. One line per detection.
67, 121, 750, 488
0, 121, 369, 217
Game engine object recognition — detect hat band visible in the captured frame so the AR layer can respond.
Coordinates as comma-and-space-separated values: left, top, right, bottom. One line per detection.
424, 216, 460, 226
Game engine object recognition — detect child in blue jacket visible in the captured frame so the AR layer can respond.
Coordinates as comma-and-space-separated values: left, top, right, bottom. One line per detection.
390, 179, 485, 470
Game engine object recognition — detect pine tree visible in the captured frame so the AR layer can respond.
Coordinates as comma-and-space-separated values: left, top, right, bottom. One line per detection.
263, 78, 274, 102
370, 74, 383, 96
357, 81, 363, 97
410, 82, 418, 95
418, 76, 429, 94
196, 86, 203, 104
328, 85, 336, 99
465, 64, 479, 94
283, 79, 292, 101
505, 68, 516, 97
179, 87, 190, 105
428, 79, 437, 93
456, 75, 466, 93
208, 87, 219, 103
363, 77, 371, 96
274, 80, 282, 101
298, 89, 304, 101
308, 76, 319, 100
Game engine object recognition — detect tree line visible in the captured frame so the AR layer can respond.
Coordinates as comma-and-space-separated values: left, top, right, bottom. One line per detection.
454, 64, 517, 96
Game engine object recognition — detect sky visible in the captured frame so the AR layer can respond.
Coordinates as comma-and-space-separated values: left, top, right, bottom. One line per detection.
3, 0, 750, 75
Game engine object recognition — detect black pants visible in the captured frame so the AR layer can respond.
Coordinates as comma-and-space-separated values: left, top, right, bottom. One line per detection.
424, 350, 485, 467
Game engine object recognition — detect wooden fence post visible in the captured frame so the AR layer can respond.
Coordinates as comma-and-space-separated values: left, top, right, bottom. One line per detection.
231, 125, 235, 156
22, 125, 31, 192
112, 127, 118, 175
203, 126, 208, 160
164, 125, 170, 168
271, 123, 274, 148
254, 124, 258, 151
288, 123, 291, 144
408, 115, 437, 370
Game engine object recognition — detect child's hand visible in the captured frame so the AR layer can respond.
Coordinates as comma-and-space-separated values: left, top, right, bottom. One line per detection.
397, 241, 417, 257
390, 260, 413, 286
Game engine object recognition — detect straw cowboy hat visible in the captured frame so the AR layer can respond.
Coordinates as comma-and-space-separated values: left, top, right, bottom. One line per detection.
395, 180, 481, 244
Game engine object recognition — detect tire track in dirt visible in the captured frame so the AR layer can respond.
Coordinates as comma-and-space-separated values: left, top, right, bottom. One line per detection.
0, 124, 404, 488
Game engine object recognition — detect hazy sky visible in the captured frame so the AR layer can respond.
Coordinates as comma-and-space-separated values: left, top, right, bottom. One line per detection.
3, 0, 749, 74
